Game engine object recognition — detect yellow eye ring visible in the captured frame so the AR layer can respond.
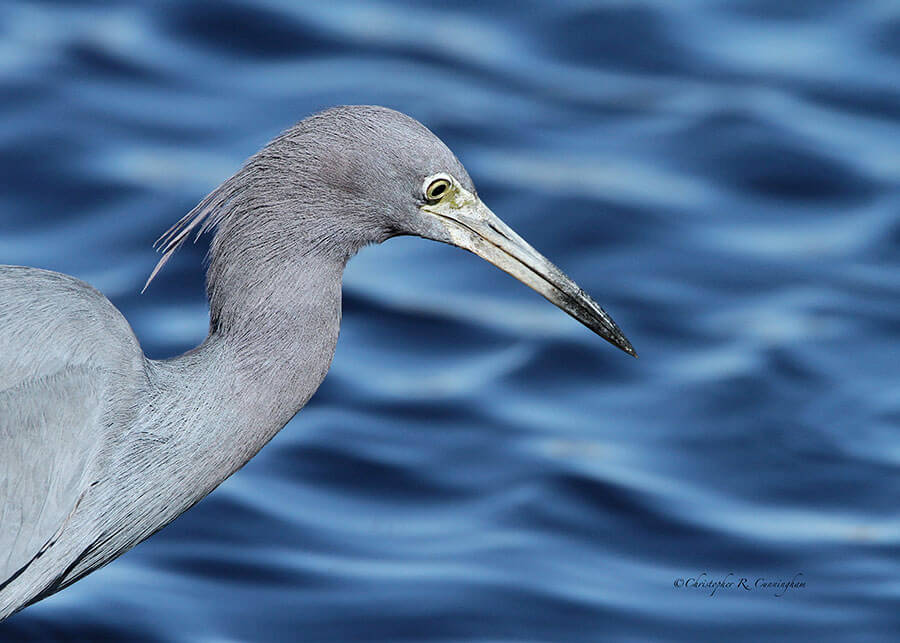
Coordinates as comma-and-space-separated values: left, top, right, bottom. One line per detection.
424, 176, 451, 203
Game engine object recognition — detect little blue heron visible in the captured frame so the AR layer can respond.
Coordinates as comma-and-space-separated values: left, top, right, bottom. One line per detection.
0, 105, 634, 620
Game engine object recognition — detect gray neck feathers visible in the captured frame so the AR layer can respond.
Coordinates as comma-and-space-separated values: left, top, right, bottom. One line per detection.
198, 152, 355, 423
147, 127, 381, 440
203, 162, 349, 336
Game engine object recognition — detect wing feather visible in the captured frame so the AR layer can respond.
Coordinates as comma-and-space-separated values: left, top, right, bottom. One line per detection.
0, 366, 103, 582
0, 267, 142, 599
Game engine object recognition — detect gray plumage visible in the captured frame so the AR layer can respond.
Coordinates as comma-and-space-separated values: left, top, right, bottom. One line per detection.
0, 105, 634, 620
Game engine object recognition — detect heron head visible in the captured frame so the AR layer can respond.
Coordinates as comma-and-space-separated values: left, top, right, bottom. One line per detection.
352, 106, 636, 357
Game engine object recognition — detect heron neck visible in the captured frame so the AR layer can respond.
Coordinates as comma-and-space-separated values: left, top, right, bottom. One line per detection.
154, 253, 345, 473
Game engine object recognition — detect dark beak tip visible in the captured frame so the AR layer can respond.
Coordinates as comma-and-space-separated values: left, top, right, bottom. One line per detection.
618, 340, 638, 358
603, 331, 637, 358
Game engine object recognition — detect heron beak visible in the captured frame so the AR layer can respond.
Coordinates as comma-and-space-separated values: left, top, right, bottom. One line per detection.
422, 188, 637, 357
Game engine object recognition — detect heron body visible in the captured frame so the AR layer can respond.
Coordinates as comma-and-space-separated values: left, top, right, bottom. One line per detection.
0, 106, 634, 620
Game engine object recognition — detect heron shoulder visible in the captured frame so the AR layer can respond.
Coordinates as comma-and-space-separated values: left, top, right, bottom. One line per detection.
0, 266, 146, 391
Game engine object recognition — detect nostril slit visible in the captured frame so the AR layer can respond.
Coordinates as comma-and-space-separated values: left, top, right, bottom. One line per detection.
488, 222, 510, 241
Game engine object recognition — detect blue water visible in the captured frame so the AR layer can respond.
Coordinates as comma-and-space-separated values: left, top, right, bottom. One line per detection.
1, 1, 899, 640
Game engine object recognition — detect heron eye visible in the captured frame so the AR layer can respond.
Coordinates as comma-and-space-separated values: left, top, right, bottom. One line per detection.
424, 177, 451, 203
